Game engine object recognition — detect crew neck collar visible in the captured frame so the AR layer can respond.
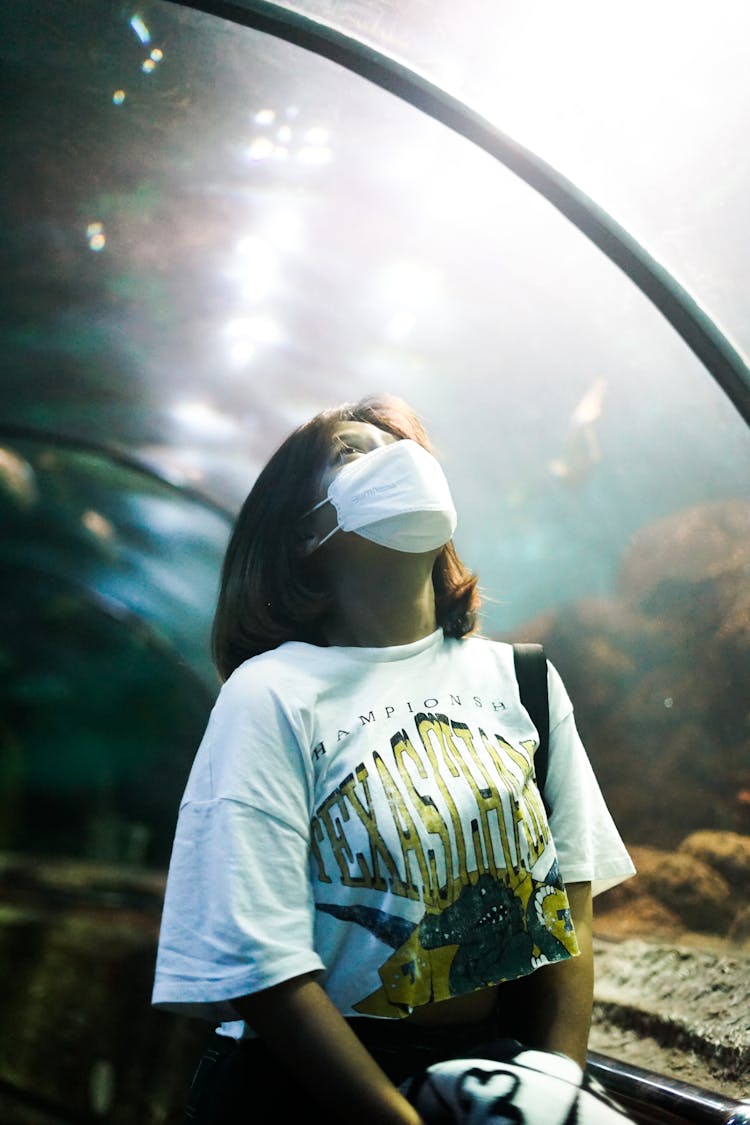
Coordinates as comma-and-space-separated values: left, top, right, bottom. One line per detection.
324, 626, 444, 662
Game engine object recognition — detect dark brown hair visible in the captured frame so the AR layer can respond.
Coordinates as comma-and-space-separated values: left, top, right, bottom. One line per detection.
211, 394, 481, 681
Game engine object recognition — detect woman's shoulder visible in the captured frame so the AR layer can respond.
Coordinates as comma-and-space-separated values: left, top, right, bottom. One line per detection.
216, 642, 318, 706
447, 632, 515, 664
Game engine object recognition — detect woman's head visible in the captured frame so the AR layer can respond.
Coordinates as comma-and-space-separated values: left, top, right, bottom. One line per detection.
211, 394, 481, 680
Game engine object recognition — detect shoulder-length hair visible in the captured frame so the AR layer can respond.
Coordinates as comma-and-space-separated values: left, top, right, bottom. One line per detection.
211, 394, 481, 681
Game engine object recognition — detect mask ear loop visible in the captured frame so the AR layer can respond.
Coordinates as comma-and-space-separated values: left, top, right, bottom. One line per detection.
312, 525, 341, 551
302, 497, 329, 518
301, 497, 341, 553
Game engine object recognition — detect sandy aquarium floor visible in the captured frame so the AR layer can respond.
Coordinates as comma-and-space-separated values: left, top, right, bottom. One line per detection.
590, 932, 750, 1101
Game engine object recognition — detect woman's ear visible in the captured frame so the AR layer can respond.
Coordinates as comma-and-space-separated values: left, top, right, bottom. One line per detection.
298, 497, 336, 557
298, 532, 322, 557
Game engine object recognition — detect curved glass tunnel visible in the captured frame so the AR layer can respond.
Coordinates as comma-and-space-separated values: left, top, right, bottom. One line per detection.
1, 1, 749, 1121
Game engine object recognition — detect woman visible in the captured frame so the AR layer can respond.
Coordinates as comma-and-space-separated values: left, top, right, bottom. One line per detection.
152, 393, 635, 1124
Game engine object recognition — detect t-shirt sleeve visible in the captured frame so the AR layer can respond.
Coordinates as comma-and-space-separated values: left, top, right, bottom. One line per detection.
543, 660, 636, 897
151, 664, 325, 1022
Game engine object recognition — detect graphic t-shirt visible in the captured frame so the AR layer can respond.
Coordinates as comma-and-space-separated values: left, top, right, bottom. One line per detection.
152, 630, 634, 1034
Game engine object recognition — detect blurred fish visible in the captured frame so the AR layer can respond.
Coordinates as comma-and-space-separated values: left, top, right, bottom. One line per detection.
0, 446, 38, 510
82, 509, 116, 543
571, 375, 607, 426
549, 377, 607, 487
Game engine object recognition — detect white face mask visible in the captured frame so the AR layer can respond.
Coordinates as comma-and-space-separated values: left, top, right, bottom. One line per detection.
305, 438, 458, 553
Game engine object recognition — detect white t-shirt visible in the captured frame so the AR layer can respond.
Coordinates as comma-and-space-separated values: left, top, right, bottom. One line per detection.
152, 629, 634, 1035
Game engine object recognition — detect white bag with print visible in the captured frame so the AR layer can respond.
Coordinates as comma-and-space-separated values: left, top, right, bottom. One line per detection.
404, 1045, 637, 1125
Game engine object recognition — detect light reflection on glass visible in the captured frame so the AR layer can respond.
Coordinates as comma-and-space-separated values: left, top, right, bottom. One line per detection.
129, 14, 150, 44
150, 47, 163, 62
142, 58, 156, 74
112, 89, 126, 106
86, 222, 106, 252
246, 109, 332, 165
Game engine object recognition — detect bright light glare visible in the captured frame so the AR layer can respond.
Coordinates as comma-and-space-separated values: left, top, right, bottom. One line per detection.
298, 146, 332, 165
112, 89, 126, 105
171, 400, 240, 441
379, 262, 443, 307
374, 263, 443, 341
225, 315, 283, 366
247, 137, 275, 161
227, 314, 282, 345
304, 126, 329, 146
299, 125, 332, 165
378, 141, 496, 226
466, 0, 745, 194
263, 208, 304, 253
229, 341, 256, 367
254, 108, 275, 126
235, 235, 280, 302
385, 311, 417, 342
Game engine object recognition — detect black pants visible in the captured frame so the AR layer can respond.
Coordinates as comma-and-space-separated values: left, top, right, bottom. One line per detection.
183, 1014, 506, 1123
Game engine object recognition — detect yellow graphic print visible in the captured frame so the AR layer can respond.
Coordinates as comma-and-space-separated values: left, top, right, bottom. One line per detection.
311, 712, 579, 1015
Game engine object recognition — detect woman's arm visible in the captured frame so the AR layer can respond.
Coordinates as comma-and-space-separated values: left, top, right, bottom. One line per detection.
232, 973, 423, 1125
529, 880, 593, 1067
497, 880, 594, 1068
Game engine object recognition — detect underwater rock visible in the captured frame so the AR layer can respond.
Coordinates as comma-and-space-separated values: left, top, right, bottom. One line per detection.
678, 830, 750, 895
727, 904, 750, 946
595, 844, 734, 935
0, 855, 203, 1124
594, 892, 683, 942
508, 498, 750, 848
618, 498, 750, 615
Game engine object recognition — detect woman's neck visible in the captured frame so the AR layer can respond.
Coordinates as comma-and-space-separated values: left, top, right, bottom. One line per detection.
323, 546, 439, 648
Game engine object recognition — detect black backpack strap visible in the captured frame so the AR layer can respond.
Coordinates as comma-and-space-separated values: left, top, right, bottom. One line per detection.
512, 643, 551, 814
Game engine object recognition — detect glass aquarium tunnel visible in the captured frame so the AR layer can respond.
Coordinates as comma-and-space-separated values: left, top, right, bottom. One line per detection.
1, 2, 749, 1121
